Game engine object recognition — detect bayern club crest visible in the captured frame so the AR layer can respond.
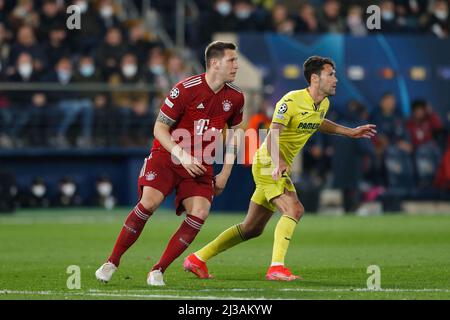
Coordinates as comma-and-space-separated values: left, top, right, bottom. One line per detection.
222, 100, 232, 112
145, 171, 157, 181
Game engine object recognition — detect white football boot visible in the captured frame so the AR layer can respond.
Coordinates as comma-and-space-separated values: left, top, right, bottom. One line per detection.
147, 269, 165, 286
95, 262, 117, 283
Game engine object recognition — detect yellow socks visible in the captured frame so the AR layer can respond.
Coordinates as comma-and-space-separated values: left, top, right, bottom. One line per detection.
271, 215, 298, 265
195, 224, 246, 261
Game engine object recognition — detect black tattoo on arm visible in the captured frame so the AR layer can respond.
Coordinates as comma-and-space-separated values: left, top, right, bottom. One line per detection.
157, 111, 176, 127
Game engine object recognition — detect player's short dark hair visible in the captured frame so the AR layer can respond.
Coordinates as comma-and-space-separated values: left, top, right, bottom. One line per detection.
303, 56, 336, 84
205, 41, 237, 69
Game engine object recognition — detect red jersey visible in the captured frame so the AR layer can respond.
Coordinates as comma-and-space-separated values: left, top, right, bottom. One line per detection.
151, 73, 245, 166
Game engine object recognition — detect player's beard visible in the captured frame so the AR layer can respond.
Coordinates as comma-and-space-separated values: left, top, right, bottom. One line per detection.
322, 84, 336, 97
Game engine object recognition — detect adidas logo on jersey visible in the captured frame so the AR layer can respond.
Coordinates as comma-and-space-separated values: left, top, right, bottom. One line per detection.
197, 103, 205, 109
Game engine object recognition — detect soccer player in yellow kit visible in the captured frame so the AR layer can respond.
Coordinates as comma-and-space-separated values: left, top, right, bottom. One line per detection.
184, 56, 377, 281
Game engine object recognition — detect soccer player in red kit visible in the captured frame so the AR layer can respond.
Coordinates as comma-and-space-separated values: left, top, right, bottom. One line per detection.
95, 41, 244, 286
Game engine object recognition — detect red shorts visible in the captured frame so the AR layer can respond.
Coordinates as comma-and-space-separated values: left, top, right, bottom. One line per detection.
137, 149, 214, 215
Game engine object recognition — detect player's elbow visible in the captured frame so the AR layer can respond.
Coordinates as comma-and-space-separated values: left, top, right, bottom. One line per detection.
153, 122, 166, 141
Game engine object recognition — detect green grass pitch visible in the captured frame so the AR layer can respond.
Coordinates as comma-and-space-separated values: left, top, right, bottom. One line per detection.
1, 208, 450, 300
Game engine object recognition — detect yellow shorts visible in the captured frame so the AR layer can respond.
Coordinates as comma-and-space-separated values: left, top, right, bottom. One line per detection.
250, 160, 296, 212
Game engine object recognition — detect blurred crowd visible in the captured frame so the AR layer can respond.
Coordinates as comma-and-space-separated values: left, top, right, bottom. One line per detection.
178, 0, 450, 50
1, 0, 449, 148
0, 0, 194, 148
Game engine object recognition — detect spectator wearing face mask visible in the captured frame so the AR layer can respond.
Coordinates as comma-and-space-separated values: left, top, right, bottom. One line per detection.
43, 25, 72, 72
55, 176, 82, 207
345, 5, 367, 37
73, 55, 112, 147
199, 0, 237, 44
43, 57, 94, 148
233, 0, 259, 31
109, 52, 148, 146
144, 47, 170, 91
374, 0, 402, 33
93, 175, 116, 209
8, 25, 46, 74
7, 52, 47, 147
96, 0, 123, 33
426, 0, 450, 38
26, 177, 50, 208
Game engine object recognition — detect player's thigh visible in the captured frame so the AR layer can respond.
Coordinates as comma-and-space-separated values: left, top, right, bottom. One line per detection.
140, 186, 165, 212
182, 196, 211, 220
241, 200, 274, 238
271, 189, 305, 221
176, 173, 214, 217
138, 151, 176, 212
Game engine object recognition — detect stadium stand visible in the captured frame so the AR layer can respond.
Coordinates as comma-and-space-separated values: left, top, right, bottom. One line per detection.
0, 0, 448, 211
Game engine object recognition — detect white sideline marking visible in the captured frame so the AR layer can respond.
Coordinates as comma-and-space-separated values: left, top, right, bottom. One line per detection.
0, 290, 268, 300
1, 287, 450, 300
85, 288, 450, 293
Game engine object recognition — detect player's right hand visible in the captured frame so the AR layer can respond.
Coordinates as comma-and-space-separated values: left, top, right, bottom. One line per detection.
271, 160, 290, 181
182, 156, 207, 177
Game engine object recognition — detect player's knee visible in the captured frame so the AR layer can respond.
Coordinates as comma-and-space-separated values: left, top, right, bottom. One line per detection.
280, 201, 304, 221
139, 187, 164, 212
291, 201, 304, 221
188, 207, 209, 220
139, 197, 160, 213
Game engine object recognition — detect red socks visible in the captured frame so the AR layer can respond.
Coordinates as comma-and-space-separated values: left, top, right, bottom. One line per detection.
108, 203, 152, 267
152, 214, 204, 273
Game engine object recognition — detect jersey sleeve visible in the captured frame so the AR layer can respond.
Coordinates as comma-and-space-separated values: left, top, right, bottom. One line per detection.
271, 94, 295, 126
159, 84, 188, 123
227, 93, 245, 127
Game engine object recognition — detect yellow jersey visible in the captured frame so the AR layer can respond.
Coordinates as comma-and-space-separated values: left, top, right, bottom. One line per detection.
254, 88, 329, 167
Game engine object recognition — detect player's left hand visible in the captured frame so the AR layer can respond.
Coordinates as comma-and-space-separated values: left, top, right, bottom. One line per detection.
350, 124, 377, 139
213, 173, 229, 196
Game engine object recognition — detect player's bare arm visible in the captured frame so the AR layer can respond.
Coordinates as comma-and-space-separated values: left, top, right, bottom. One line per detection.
214, 124, 243, 196
319, 118, 377, 139
154, 112, 206, 177
266, 122, 289, 180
